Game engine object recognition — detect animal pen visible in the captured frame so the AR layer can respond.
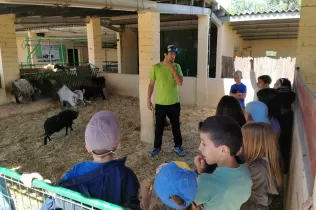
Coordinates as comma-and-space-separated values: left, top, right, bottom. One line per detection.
0, 167, 124, 209
21, 37, 89, 69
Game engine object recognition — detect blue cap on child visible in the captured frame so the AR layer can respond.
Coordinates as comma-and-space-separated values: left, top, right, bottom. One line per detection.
154, 161, 198, 209
245, 101, 270, 124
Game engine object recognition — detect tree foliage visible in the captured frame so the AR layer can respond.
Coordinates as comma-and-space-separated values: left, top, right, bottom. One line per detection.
227, 0, 301, 15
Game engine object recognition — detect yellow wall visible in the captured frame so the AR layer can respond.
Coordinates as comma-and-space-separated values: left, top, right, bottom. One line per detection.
105, 48, 117, 61
243, 39, 297, 58
222, 22, 244, 57
16, 37, 28, 64
216, 23, 244, 77
296, 0, 316, 91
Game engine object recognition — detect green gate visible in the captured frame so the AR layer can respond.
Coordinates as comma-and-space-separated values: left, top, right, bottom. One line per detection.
0, 167, 125, 210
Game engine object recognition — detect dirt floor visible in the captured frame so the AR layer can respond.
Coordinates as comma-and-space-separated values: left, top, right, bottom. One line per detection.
0, 95, 283, 209
0, 95, 214, 183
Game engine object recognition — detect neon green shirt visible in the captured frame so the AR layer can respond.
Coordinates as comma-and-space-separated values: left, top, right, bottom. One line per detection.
149, 63, 183, 105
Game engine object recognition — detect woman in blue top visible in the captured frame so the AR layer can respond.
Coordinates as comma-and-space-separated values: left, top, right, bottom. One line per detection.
230, 70, 247, 109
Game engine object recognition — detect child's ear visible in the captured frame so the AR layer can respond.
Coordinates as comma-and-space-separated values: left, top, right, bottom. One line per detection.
85, 144, 91, 153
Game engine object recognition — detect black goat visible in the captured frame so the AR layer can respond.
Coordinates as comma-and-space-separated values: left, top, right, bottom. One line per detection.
79, 86, 106, 100
79, 77, 106, 100
44, 110, 79, 145
91, 77, 106, 88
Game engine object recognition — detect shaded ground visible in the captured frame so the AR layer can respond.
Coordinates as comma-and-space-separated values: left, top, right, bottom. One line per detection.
0, 95, 282, 209
0, 95, 214, 183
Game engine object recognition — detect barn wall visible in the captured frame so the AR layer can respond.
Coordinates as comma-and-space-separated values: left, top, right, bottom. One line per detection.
101, 72, 256, 108
286, 70, 313, 210
242, 39, 297, 58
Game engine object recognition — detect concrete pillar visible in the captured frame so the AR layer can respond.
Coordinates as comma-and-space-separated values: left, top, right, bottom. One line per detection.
117, 32, 122, 73
0, 14, 20, 103
216, 25, 223, 78
296, 0, 316, 92
138, 12, 160, 143
196, 15, 210, 107
27, 31, 38, 65
86, 17, 103, 71
121, 28, 138, 74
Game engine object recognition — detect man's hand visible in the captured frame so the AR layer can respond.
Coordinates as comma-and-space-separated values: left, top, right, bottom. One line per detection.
162, 59, 174, 69
194, 155, 206, 174
162, 59, 183, 86
147, 99, 153, 110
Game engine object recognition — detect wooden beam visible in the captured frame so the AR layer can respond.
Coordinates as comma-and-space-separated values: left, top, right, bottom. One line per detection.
232, 22, 299, 30
236, 27, 298, 34
239, 31, 298, 37
100, 21, 122, 33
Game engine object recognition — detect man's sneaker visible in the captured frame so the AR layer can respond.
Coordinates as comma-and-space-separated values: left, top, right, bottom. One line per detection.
150, 148, 161, 157
174, 147, 186, 157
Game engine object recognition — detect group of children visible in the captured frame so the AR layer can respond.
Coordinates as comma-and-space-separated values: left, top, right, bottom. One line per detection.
1, 59, 302, 210
226, 59, 297, 209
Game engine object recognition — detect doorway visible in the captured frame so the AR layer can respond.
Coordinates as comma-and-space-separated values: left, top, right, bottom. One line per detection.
67, 49, 79, 66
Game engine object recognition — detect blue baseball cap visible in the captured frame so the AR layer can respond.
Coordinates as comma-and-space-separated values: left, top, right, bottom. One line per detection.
154, 162, 198, 209
164, 45, 179, 54
245, 101, 270, 124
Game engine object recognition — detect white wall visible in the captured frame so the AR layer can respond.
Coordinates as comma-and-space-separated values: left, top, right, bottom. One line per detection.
101, 73, 257, 108
101, 72, 139, 97
179, 77, 197, 105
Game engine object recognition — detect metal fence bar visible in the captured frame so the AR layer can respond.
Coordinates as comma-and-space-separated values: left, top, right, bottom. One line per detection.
0, 167, 125, 210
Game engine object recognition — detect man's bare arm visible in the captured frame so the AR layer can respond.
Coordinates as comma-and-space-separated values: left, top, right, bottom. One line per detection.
147, 80, 155, 110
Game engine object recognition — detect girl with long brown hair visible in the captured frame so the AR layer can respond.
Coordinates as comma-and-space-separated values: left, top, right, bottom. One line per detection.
240, 122, 283, 210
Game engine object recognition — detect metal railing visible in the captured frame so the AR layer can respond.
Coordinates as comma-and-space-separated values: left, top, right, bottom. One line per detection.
0, 167, 124, 210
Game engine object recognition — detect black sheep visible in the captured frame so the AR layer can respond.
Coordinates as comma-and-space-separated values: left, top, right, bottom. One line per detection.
44, 110, 79, 145
79, 85, 106, 100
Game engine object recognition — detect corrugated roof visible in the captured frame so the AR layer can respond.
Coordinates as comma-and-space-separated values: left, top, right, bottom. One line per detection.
228, 5, 300, 16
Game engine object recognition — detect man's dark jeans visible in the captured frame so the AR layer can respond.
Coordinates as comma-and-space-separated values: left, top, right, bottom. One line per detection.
154, 103, 182, 149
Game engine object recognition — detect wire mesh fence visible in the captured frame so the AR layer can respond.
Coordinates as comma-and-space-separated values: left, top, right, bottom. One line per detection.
19, 64, 101, 95
0, 167, 125, 210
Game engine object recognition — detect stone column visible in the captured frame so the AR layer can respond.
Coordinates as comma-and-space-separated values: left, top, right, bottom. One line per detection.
0, 14, 20, 103
117, 32, 122, 73
196, 15, 210, 107
138, 12, 160, 143
86, 17, 103, 71
215, 25, 223, 78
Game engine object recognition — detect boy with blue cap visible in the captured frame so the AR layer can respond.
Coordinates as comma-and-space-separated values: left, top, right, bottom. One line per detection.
140, 161, 198, 210
244, 101, 270, 124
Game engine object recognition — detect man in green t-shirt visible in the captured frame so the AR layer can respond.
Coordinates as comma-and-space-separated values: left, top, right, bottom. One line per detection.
147, 45, 185, 157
